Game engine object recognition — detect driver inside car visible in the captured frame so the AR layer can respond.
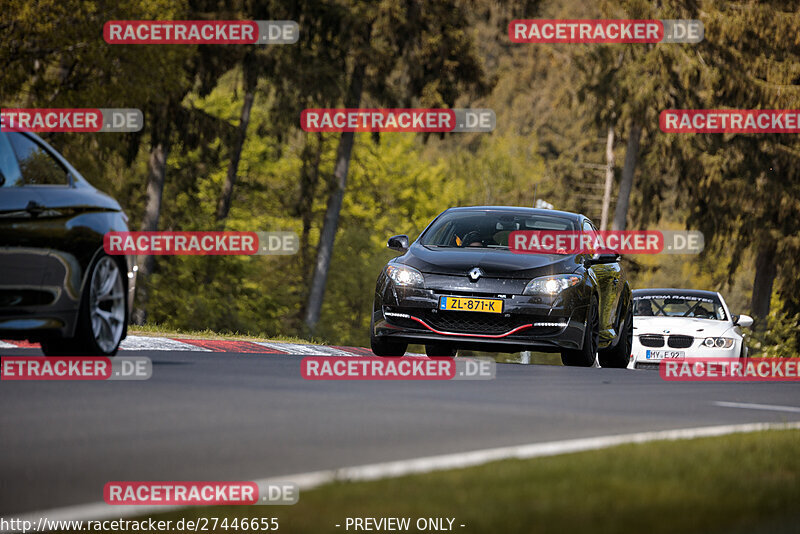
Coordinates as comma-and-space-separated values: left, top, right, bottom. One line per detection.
693, 305, 714, 319
455, 222, 510, 248
635, 299, 655, 316
460, 230, 485, 247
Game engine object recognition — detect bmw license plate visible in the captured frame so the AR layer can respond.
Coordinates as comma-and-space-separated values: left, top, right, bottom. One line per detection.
439, 296, 503, 313
645, 350, 685, 360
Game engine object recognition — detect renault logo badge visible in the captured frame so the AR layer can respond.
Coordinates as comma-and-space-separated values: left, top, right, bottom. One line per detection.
468, 267, 483, 281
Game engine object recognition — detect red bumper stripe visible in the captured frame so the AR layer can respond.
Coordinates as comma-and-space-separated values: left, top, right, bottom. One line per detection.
406, 316, 533, 338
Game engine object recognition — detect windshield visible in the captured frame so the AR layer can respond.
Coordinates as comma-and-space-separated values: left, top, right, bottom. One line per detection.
420, 210, 577, 249
633, 294, 727, 321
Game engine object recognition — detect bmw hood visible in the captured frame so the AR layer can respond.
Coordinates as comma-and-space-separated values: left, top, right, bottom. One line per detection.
399, 244, 580, 279
633, 316, 732, 337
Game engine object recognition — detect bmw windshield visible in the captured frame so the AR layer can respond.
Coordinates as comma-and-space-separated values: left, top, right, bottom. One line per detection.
633, 294, 727, 321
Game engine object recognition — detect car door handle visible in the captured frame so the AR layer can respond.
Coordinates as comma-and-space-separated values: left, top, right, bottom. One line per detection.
25, 201, 45, 216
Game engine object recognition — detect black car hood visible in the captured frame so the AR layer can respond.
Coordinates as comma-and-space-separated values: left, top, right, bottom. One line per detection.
398, 244, 580, 279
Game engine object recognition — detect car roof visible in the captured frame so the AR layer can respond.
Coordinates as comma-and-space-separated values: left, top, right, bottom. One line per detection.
632, 288, 720, 299
445, 206, 586, 222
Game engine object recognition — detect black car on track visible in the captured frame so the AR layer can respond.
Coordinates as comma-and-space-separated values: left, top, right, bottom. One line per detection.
370, 206, 633, 367
0, 131, 135, 355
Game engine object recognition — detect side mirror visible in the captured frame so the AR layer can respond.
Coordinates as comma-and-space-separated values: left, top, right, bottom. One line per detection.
387, 234, 409, 252
735, 314, 753, 328
585, 253, 619, 266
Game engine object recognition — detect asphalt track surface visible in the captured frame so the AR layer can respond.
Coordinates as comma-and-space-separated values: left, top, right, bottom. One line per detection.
1, 343, 799, 516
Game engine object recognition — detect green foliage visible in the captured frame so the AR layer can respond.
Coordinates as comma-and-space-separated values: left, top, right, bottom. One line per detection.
141, 101, 459, 343
317, 133, 456, 345
653, 1, 800, 313
749, 295, 800, 358
5, 0, 798, 349
149, 429, 800, 533
435, 131, 547, 207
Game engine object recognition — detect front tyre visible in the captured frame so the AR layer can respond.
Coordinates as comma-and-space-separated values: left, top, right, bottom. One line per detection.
41, 255, 126, 356
370, 313, 408, 357
371, 335, 408, 357
425, 344, 457, 358
561, 296, 599, 367
598, 303, 633, 368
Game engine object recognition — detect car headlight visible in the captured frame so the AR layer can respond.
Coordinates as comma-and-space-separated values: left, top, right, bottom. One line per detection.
702, 337, 734, 348
386, 265, 425, 288
523, 274, 581, 295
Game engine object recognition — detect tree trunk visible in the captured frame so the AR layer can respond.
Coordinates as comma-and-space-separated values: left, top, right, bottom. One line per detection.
600, 125, 615, 231
299, 133, 324, 276
131, 140, 169, 325
216, 58, 258, 227
750, 239, 777, 328
295, 133, 325, 325
304, 63, 365, 334
612, 122, 642, 231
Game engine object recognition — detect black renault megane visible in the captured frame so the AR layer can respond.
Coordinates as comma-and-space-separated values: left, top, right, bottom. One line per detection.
370, 206, 633, 367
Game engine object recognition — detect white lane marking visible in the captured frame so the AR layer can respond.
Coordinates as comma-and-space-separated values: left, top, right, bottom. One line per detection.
713, 401, 800, 414
9, 421, 800, 527
119, 336, 211, 352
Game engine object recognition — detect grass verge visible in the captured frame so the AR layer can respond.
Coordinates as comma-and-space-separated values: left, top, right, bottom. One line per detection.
127, 326, 561, 363
89, 429, 800, 534
128, 324, 324, 346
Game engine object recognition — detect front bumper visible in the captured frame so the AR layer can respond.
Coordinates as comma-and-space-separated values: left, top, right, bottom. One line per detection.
373, 281, 589, 353
629, 336, 739, 369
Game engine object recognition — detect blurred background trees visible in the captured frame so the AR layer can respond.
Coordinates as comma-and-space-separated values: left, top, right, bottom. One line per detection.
3, 0, 798, 352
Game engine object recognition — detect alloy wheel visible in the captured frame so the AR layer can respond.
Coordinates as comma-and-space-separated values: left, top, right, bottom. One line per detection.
89, 257, 125, 353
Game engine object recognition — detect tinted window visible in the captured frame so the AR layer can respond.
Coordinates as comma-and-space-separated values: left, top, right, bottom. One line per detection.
421, 210, 577, 248
0, 134, 23, 187
580, 220, 603, 253
7, 133, 69, 186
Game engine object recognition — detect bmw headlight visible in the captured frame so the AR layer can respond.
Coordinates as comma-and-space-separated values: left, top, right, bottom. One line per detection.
386, 265, 425, 288
523, 274, 581, 295
703, 337, 734, 348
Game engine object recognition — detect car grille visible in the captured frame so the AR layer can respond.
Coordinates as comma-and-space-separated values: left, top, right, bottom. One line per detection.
639, 334, 665, 347
667, 335, 694, 349
384, 310, 562, 336
420, 310, 539, 335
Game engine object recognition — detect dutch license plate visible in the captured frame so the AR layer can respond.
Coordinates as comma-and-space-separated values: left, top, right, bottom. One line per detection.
645, 350, 685, 360
439, 296, 503, 313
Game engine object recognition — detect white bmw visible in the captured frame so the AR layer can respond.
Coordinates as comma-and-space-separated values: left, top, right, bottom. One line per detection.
628, 288, 752, 370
